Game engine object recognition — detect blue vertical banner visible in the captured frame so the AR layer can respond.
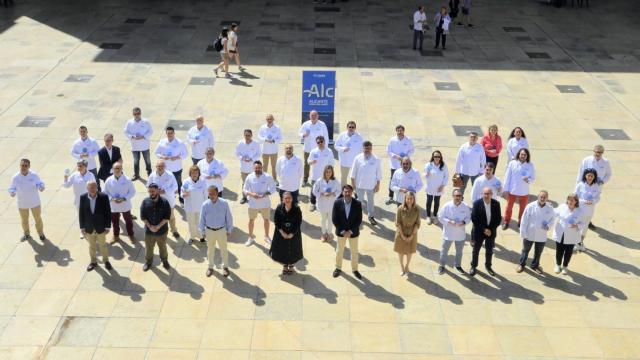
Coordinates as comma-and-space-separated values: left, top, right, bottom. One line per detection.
302, 70, 336, 143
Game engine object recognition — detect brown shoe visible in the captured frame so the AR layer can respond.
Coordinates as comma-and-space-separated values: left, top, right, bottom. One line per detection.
109, 236, 120, 244
533, 266, 544, 275
129, 235, 137, 244
515, 265, 524, 273
223, 267, 230, 277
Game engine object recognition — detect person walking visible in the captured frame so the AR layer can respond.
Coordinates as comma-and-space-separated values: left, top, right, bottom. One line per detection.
276, 144, 303, 204
351, 141, 382, 225
187, 115, 215, 165
437, 189, 471, 275
270, 192, 304, 275
104, 162, 136, 243
182, 165, 208, 245
9, 159, 46, 241
552, 193, 585, 275
257, 114, 282, 182
308, 136, 334, 212
424, 150, 448, 225
312, 165, 341, 242
574, 168, 601, 251
78, 181, 112, 271
412, 6, 427, 50
575, 144, 611, 230
502, 148, 535, 230
458, 0, 473, 27
140, 183, 172, 271
434, 6, 451, 50
123, 107, 153, 180
469, 187, 502, 276
213, 27, 231, 77
200, 186, 233, 277
332, 185, 363, 279
517, 190, 555, 274
334, 121, 363, 186
481, 125, 502, 168
227, 23, 245, 71
394, 192, 421, 276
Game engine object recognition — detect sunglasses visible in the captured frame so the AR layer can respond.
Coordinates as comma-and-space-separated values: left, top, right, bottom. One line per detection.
433, 155, 441, 158
483, 193, 491, 195
317, 141, 324, 144
454, 195, 462, 197
348, 126, 356, 129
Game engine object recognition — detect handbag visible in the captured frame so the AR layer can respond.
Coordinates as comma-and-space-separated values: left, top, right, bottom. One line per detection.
452, 173, 463, 188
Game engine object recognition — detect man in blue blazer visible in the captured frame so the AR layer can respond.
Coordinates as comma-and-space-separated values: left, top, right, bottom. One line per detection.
332, 185, 363, 279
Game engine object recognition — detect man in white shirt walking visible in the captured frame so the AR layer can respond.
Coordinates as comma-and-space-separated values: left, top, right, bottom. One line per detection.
187, 115, 215, 165
155, 126, 189, 205
437, 189, 471, 275
386, 125, 415, 204
576, 144, 612, 230
70, 125, 100, 188
276, 144, 303, 204
455, 132, 485, 197
197, 147, 228, 197
148, 160, 180, 238
334, 120, 363, 186
308, 136, 335, 212
227, 23, 245, 71
470, 163, 502, 202
351, 141, 382, 225
258, 114, 282, 181
123, 107, 153, 181
412, 5, 427, 50
299, 110, 329, 185
243, 161, 276, 246
104, 162, 136, 243
236, 129, 262, 204
9, 159, 46, 241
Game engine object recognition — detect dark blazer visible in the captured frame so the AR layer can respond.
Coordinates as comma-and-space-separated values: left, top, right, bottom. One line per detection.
79, 192, 112, 234
471, 198, 502, 240
332, 197, 363, 238
98, 146, 122, 181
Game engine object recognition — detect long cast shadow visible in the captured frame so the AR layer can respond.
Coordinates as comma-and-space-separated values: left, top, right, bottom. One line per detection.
94, 266, 145, 301
582, 248, 640, 276
344, 274, 405, 309
406, 272, 463, 304
151, 266, 205, 300
591, 227, 640, 250
447, 269, 545, 304
213, 270, 266, 306
531, 270, 627, 301
280, 273, 338, 304
26, 237, 73, 267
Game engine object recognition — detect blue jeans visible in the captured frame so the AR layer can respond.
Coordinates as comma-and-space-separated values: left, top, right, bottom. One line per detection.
356, 188, 375, 217
132, 150, 152, 176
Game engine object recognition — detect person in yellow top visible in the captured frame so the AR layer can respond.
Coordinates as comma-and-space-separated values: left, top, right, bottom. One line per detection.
393, 191, 421, 276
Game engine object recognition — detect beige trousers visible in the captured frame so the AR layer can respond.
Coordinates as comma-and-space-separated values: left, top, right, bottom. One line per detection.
341, 166, 351, 187
19, 206, 44, 236
186, 212, 200, 240
86, 231, 109, 263
262, 153, 278, 180
335, 236, 359, 271
206, 228, 229, 268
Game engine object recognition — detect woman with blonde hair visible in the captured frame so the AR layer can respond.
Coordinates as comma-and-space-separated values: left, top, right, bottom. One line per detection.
481, 124, 502, 168
552, 193, 584, 275
393, 191, 421, 276
312, 165, 341, 242
182, 165, 208, 245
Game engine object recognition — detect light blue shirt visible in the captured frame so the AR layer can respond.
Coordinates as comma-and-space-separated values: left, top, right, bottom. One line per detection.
198, 198, 233, 235
344, 198, 352, 218
89, 194, 97, 214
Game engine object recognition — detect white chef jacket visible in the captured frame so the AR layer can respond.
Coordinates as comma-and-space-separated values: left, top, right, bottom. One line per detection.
182, 177, 208, 213
552, 205, 585, 245
308, 147, 335, 182
299, 120, 329, 153
148, 171, 178, 208
197, 158, 228, 192
312, 178, 341, 213
506, 137, 529, 161
503, 160, 535, 196
236, 140, 261, 174
438, 201, 471, 241
123, 118, 153, 152
187, 125, 215, 160
70, 137, 100, 170
390, 168, 424, 204
576, 155, 612, 185
63, 170, 96, 208
276, 155, 303, 192
574, 182, 601, 219
413, 10, 427, 30
470, 174, 502, 202
257, 123, 282, 155
350, 153, 382, 191
9, 171, 44, 209
386, 136, 415, 170
334, 131, 364, 167
155, 138, 188, 172
243, 173, 276, 209
424, 162, 449, 196
519, 201, 556, 242
455, 142, 485, 176
104, 174, 135, 213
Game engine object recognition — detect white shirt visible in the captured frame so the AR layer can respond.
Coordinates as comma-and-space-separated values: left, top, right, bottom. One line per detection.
70, 137, 100, 170
413, 10, 427, 30
148, 171, 178, 208
424, 162, 449, 196
299, 120, 329, 153
308, 147, 335, 182
483, 200, 492, 224
197, 158, 228, 192
334, 131, 364, 167
312, 178, 341, 213
155, 138, 188, 172
455, 142, 485, 176
350, 153, 382, 190
552, 205, 585, 245
187, 125, 215, 160
438, 201, 471, 241
182, 177, 208, 213
63, 171, 96, 208
9, 171, 44, 209
276, 155, 303, 192
124, 118, 153, 151
243, 172, 276, 209
104, 174, 135, 213
235, 140, 261, 174
520, 201, 556, 242
503, 160, 535, 196
576, 155, 612, 185
390, 168, 424, 203
506, 137, 529, 161
574, 182, 601, 220
257, 123, 282, 155
386, 136, 415, 170
470, 174, 502, 202
228, 31, 238, 50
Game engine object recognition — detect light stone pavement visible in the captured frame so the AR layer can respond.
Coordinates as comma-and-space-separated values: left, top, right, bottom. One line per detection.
1, 0, 639, 359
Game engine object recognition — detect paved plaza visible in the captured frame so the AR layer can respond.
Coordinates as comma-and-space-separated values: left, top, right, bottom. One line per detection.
1, 0, 640, 358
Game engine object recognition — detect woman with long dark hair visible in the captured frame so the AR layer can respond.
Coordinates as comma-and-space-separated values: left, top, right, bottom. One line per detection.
424, 150, 449, 225
269, 192, 303, 275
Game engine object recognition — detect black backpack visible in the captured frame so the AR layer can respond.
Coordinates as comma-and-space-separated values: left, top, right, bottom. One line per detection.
213, 37, 223, 52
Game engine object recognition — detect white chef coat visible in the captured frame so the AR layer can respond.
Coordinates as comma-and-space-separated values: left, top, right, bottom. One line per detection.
574, 182, 601, 219
470, 174, 502, 202
506, 137, 529, 161
235, 140, 261, 174
386, 136, 415, 170
276, 155, 303, 192
104, 174, 135, 213
299, 120, 329, 153
243, 172, 276, 209
424, 162, 449, 196
148, 171, 178, 208
123, 118, 153, 152
552, 205, 585, 245
350, 153, 382, 191
187, 125, 215, 160
70, 137, 100, 170
576, 155, 612, 185
155, 138, 188, 172
519, 201, 556, 243
455, 142, 485, 176
63, 170, 96, 208
312, 178, 341, 213
438, 201, 471, 241
197, 158, 228, 192
257, 123, 282, 155
334, 131, 364, 167
308, 147, 335, 182
182, 177, 208, 213
390, 168, 424, 204
413, 10, 427, 30
503, 160, 535, 196
9, 171, 44, 209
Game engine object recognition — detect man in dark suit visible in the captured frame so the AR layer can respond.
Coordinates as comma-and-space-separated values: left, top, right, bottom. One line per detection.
97, 133, 122, 189
79, 181, 112, 271
469, 187, 502, 276
332, 185, 363, 279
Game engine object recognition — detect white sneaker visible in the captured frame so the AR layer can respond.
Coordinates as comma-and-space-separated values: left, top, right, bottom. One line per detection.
561, 267, 568, 275
245, 237, 255, 247
426, 217, 433, 225
433, 217, 440, 225
264, 236, 272, 245
554, 264, 561, 274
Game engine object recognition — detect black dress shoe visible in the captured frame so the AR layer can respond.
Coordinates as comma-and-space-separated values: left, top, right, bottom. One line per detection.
162, 261, 171, 270
353, 270, 362, 280
143, 263, 151, 272
39, 234, 46, 241
132, 175, 140, 181
173, 231, 180, 238
588, 222, 596, 230
469, 267, 476, 276
240, 197, 248, 204
105, 261, 113, 270
87, 263, 97, 271
455, 266, 466, 275
332, 268, 342, 278
206, 268, 214, 277
501, 223, 508, 230
486, 267, 496, 276
200, 238, 206, 243
437, 266, 445, 275
369, 217, 377, 225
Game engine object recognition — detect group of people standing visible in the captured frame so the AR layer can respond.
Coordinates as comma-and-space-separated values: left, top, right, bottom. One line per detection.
412, 1, 473, 51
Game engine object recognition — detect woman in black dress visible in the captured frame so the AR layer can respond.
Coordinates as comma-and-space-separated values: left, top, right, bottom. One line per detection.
269, 192, 303, 275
